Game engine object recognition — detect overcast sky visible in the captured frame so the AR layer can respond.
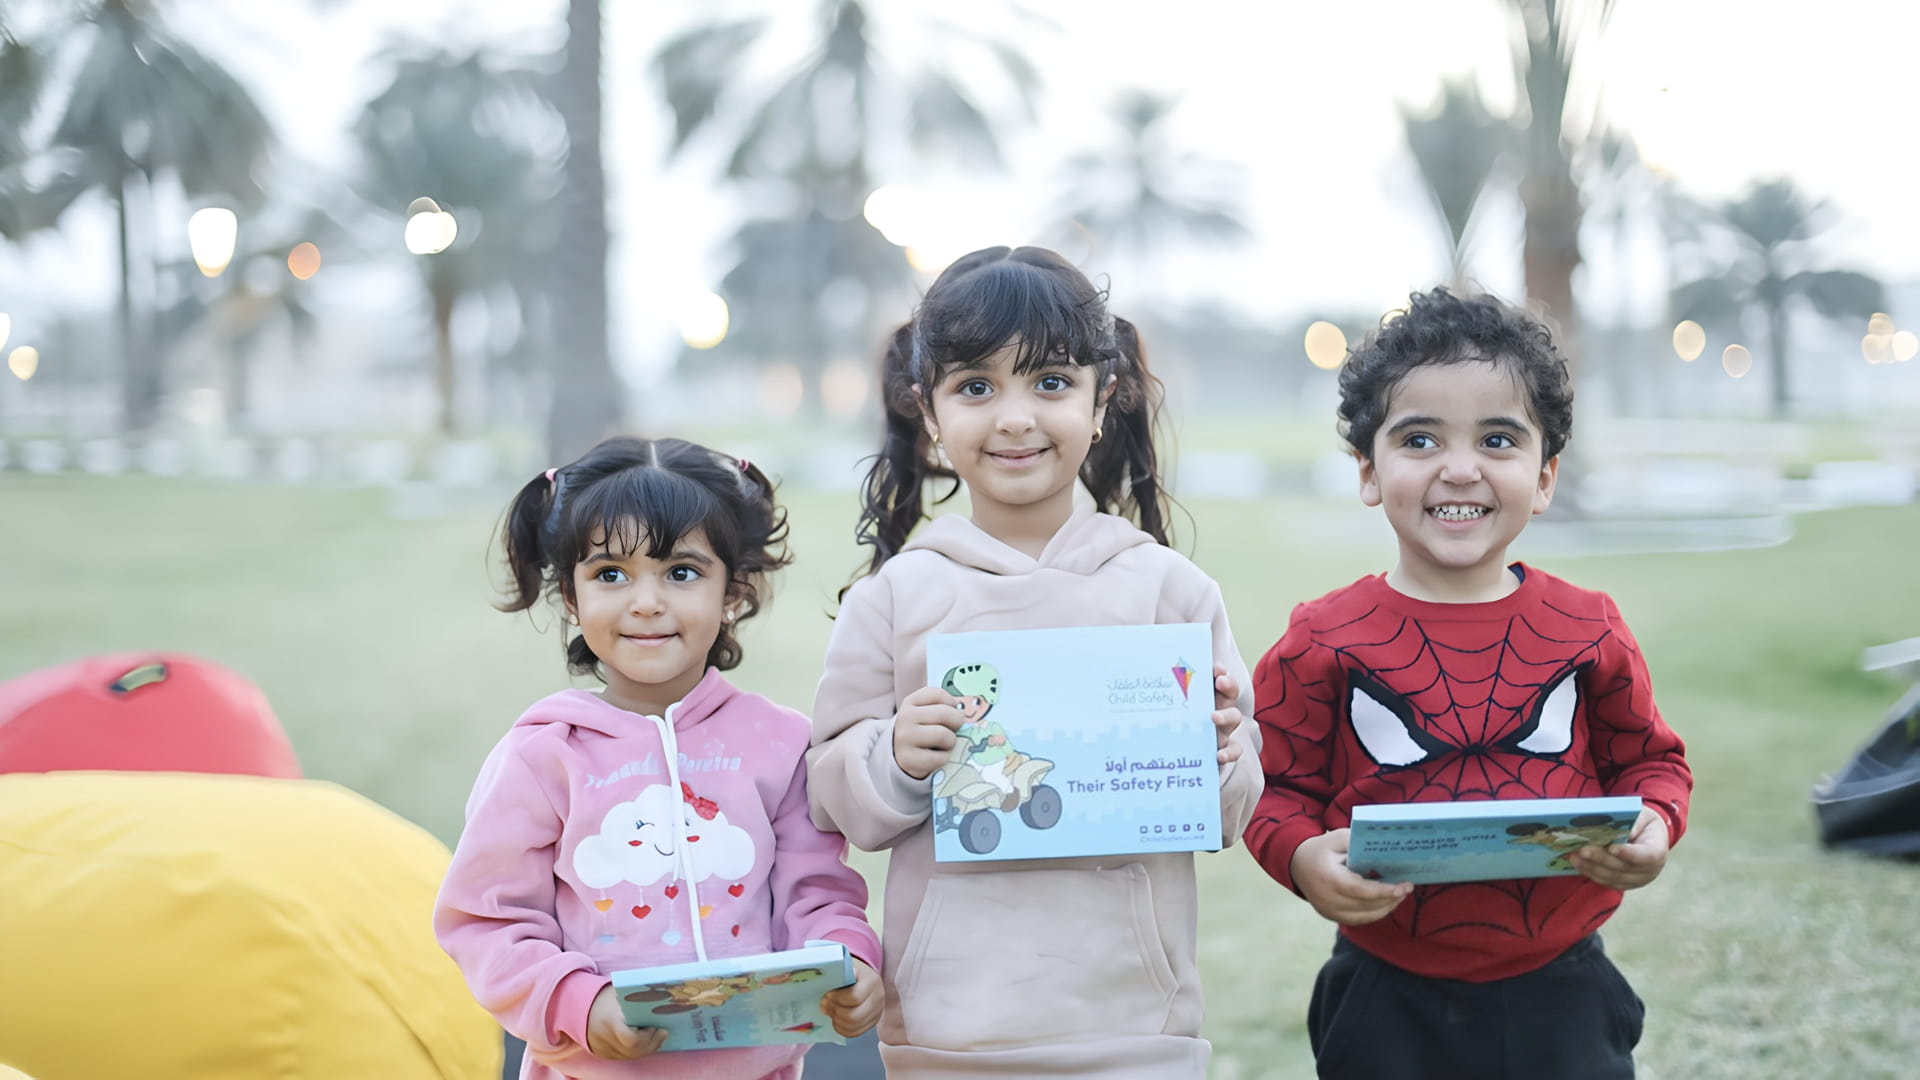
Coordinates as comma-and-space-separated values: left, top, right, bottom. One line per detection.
4, 0, 1915, 382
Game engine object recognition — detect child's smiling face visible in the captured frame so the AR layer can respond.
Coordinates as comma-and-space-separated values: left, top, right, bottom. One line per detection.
568, 523, 730, 716
920, 340, 1107, 547
1359, 360, 1558, 602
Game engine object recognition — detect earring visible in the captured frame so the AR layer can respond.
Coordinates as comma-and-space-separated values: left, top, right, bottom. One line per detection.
1091, 429, 1103, 444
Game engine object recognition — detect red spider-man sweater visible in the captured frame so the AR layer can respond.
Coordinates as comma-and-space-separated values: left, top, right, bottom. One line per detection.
1246, 566, 1692, 982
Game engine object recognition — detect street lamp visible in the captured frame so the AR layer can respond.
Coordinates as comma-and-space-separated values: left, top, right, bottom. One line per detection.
188, 208, 238, 277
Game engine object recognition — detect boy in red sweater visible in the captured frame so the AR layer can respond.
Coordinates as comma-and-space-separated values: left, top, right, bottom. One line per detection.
1246, 289, 1691, 1079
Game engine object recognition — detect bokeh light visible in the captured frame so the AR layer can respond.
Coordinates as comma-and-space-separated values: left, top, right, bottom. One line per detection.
678, 291, 730, 350
404, 211, 458, 255
185, 387, 223, 425
1867, 312, 1895, 337
758, 363, 802, 419
1862, 333, 1893, 365
8, 345, 40, 381
820, 359, 869, 419
1893, 331, 1919, 363
187, 208, 238, 277
905, 245, 957, 275
1671, 320, 1706, 362
287, 242, 322, 281
862, 186, 920, 246
1721, 343, 1753, 378
405, 196, 442, 218
1304, 321, 1348, 370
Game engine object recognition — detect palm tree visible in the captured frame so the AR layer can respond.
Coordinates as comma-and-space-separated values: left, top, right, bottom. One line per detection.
651, 0, 1044, 412
543, 0, 622, 464
1047, 90, 1252, 300
0, 29, 81, 241
4, 0, 275, 433
1508, 0, 1613, 358
149, 205, 337, 431
353, 43, 563, 436
1400, 79, 1512, 289
1669, 179, 1884, 418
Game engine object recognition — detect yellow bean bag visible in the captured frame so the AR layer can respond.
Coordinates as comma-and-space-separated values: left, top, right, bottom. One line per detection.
0, 772, 500, 1079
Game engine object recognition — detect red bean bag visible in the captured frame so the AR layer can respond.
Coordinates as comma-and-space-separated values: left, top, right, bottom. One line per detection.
0, 652, 300, 777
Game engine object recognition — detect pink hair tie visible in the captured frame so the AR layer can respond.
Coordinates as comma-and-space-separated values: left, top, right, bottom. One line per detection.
544, 468, 557, 486
736, 458, 751, 474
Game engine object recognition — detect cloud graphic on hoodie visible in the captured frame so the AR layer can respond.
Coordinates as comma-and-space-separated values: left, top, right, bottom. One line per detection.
573, 783, 755, 889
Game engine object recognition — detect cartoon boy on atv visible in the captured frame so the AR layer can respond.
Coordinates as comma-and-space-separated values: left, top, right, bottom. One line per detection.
931, 663, 1064, 855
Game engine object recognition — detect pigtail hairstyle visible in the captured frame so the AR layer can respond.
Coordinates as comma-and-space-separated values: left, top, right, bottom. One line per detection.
851, 245, 1175, 580
850, 322, 960, 583
1080, 314, 1172, 546
496, 436, 792, 675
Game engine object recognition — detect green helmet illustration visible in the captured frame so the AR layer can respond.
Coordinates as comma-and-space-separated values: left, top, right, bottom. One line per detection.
940, 662, 1000, 703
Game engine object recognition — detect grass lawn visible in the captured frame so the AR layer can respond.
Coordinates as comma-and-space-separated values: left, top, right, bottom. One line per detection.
3, 470, 1915, 1078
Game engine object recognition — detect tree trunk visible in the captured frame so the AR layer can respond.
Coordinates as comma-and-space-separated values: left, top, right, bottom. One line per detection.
1515, 0, 1589, 515
113, 172, 158, 433
1767, 300, 1791, 419
433, 288, 457, 436
545, 0, 623, 463
226, 341, 250, 432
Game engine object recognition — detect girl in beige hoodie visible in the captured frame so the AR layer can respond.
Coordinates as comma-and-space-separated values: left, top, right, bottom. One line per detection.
807, 246, 1263, 1079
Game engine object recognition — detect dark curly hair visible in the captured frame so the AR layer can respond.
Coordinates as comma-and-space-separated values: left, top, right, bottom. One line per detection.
851, 245, 1171, 581
1338, 288, 1574, 462
497, 436, 791, 675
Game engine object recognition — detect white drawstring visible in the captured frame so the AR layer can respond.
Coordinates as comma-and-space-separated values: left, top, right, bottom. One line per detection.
648, 704, 708, 963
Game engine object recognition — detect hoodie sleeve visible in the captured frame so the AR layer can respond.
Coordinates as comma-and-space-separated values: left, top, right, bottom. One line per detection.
768, 755, 882, 972
433, 738, 607, 1056
1174, 571, 1262, 846
807, 573, 932, 851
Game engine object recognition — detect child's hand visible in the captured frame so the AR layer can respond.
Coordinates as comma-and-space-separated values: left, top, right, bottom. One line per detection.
586, 985, 667, 1060
1211, 665, 1245, 766
1292, 829, 1413, 925
1569, 806, 1670, 890
894, 686, 964, 780
821, 957, 884, 1038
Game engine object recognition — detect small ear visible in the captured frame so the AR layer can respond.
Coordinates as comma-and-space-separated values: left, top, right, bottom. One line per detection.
913, 383, 939, 442
1532, 453, 1560, 516
1357, 452, 1382, 508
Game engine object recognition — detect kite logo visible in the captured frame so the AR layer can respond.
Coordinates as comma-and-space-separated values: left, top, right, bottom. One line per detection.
1171, 659, 1195, 701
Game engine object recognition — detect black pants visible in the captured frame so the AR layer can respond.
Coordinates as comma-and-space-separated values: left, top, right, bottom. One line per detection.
1307, 934, 1644, 1080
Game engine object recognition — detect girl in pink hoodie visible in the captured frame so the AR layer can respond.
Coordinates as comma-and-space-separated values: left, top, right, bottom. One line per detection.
807, 247, 1263, 1078
435, 436, 882, 1080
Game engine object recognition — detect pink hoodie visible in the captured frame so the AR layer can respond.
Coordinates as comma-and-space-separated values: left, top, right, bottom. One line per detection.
435, 668, 880, 1080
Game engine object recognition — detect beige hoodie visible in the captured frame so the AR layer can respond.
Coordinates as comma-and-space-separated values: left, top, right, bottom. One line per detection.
807, 506, 1261, 1079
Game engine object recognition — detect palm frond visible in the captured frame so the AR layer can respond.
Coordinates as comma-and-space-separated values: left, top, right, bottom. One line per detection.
651, 18, 769, 157
907, 76, 1001, 169
1669, 275, 1746, 327
1789, 270, 1884, 322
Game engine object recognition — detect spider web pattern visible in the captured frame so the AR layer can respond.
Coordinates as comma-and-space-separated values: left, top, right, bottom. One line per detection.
1254, 592, 1663, 945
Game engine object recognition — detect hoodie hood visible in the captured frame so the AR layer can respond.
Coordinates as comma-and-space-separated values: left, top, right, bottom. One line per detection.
900, 504, 1155, 577
511, 666, 737, 739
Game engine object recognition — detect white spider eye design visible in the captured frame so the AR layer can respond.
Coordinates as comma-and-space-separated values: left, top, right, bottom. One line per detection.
1348, 673, 1437, 767
1509, 666, 1581, 755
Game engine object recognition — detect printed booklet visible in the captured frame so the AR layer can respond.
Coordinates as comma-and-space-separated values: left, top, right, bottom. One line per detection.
610, 940, 852, 1051
924, 622, 1221, 862
1346, 795, 1644, 884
